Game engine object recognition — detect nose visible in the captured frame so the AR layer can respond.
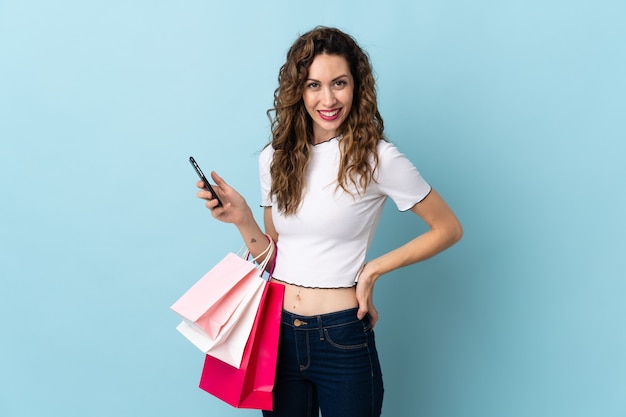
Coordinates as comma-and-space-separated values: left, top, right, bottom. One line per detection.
321, 86, 336, 107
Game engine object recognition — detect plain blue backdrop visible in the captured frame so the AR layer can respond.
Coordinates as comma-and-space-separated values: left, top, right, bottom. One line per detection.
1, 1, 625, 416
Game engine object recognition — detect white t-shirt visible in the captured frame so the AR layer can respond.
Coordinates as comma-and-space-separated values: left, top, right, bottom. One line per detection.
259, 137, 431, 288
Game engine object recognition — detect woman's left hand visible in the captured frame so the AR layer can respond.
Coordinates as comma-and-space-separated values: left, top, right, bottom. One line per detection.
355, 264, 379, 328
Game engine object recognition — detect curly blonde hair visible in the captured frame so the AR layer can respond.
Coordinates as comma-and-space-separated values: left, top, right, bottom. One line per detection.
267, 26, 385, 215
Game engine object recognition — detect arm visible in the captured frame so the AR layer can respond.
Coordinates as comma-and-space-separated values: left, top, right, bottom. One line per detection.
356, 188, 463, 324
196, 172, 276, 264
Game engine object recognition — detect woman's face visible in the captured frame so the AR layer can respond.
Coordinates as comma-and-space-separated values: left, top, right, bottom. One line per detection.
302, 53, 354, 144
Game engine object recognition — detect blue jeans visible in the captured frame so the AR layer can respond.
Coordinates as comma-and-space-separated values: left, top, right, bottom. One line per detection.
263, 308, 384, 417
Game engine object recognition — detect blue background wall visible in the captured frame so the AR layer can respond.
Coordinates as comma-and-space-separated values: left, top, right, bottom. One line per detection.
1, 1, 624, 416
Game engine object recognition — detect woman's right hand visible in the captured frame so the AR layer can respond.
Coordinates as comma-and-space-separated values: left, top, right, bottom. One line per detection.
196, 171, 253, 227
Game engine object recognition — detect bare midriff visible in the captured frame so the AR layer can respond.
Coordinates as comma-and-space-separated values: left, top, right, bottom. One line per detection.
271, 278, 359, 316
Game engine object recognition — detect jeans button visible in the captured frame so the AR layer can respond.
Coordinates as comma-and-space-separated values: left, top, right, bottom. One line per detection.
294, 319, 304, 327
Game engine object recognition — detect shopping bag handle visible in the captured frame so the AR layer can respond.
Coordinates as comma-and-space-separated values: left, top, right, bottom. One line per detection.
241, 234, 276, 280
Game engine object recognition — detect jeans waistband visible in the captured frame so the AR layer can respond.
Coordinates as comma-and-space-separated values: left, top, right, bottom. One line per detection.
281, 307, 367, 330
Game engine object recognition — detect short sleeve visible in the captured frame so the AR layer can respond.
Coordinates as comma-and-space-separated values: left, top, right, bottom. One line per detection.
259, 145, 274, 207
375, 141, 432, 211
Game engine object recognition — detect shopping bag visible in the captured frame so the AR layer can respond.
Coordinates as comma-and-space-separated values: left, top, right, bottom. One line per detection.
171, 240, 274, 339
175, 278, 265, 367
171, 238, 274, 368
199, 280, 284, 411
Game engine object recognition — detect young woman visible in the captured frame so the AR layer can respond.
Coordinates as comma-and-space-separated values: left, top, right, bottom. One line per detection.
197, 26, 463, 417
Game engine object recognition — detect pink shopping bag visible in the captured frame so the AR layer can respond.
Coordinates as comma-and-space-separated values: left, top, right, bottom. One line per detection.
171, 252, 263, 339
199, 280, 284, 410
174, 275, 266, 368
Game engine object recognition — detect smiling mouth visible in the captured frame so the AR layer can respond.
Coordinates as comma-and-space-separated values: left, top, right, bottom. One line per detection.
318, 109, 341, 121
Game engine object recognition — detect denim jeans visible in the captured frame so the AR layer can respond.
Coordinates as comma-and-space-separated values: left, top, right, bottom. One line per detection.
262, 308, 384, 417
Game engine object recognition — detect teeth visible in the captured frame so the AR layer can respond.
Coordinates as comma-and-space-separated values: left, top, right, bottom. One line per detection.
320, 109, 339, 117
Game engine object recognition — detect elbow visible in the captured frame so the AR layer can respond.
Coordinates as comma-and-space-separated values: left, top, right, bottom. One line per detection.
448, 219, 463, 247
453, 222, 464, 245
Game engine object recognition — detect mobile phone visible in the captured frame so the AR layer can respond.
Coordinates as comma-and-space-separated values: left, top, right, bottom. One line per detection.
189, 156, 223, 207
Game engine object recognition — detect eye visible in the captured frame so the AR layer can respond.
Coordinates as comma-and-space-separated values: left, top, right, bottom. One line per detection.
307, 81, 320, 88
334, 79, 347, 87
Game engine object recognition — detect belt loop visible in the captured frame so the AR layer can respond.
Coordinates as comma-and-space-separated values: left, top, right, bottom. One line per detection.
317, 315, 324, 340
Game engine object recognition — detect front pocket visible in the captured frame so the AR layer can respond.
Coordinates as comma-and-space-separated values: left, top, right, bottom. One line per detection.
323, 321, 368, 350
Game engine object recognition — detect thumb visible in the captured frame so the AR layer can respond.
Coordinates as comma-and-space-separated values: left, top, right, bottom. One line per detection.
210, 171, 229, 189
356, 301, 368, 320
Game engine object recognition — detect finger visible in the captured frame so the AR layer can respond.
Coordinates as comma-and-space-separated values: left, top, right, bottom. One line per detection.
370, 314, 378, 329
210, 171, 230, 190
357, 303, 368, 320
368, 303, 379, 328
197, 189, 216, 201
205, 198, 221, 210
209, 203, 234, 221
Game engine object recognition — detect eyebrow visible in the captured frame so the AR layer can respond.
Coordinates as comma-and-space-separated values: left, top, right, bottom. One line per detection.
306, 75, 350, 83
